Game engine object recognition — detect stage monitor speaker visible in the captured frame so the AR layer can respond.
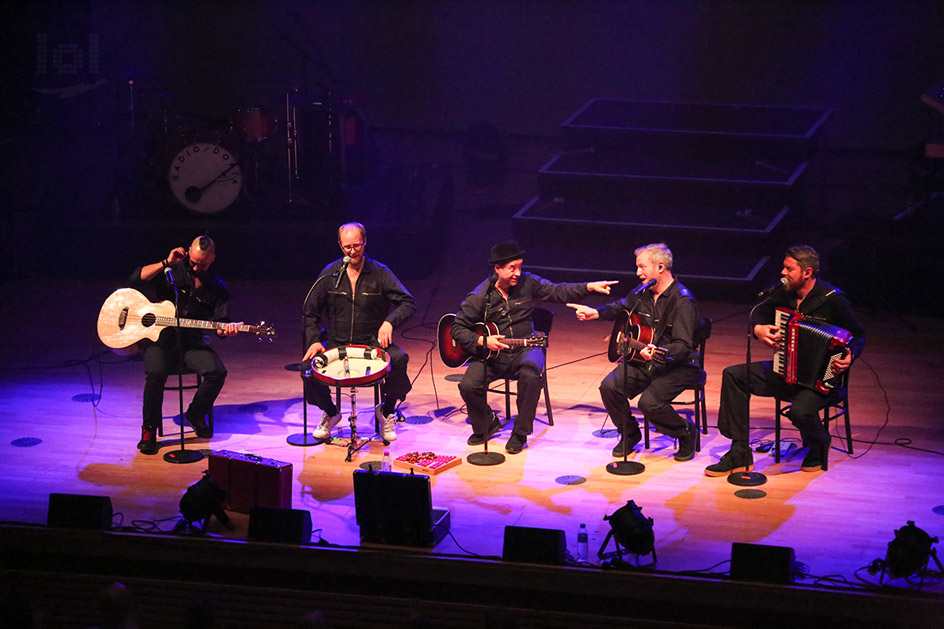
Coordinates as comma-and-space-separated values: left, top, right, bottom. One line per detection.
502, 525, 567, 565
730, 542, 796, 584
47, 493, 113, 530
354, 469, 449, 547
248, 506, 312, 545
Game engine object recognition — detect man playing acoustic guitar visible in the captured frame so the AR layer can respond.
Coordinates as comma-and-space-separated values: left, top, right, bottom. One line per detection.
130, 235, 241, 455
451, 240, 617, 454
568, 242, 702, 462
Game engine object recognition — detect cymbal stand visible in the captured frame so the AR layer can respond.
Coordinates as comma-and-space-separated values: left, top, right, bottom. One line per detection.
285, 89, 300, 203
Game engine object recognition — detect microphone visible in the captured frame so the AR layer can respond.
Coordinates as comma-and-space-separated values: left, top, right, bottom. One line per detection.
334, 255, 351, 289
633, 278, 657, 294
163, 265, 175, 288
757, 277, 787, 297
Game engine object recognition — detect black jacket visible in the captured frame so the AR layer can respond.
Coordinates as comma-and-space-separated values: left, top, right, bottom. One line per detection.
450, 271, 589, 356
129, 261, 230, 346
596, 279, 701, 371
304, 256, 416, 348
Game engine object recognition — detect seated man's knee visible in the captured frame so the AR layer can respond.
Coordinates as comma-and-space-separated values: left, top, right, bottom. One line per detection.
638, 393, 667, 416
517, 365, 541, 386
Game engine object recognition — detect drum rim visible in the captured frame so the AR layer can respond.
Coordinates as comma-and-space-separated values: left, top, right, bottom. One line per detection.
307, 344, 391, 387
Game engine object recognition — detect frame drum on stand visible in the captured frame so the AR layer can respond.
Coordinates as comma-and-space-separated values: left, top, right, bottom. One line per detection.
296, 346, 391, 459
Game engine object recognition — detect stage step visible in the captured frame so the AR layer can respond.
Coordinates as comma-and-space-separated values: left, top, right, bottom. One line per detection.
513, 99, 831, 298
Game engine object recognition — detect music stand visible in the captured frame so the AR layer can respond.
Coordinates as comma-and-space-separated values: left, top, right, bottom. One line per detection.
163, 266, 203, 465
728, 300, 767, 487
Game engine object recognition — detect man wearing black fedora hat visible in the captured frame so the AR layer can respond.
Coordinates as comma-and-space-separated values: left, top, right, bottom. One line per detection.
450, 240, 617, 454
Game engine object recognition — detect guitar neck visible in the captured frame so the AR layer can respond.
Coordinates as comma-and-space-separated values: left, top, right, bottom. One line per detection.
154, 316, 253, 334
504, 338, 536, 348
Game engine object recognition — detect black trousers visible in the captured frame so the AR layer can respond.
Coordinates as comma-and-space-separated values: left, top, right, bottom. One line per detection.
600, 362, 702, 438
458, 347, 544, 437
303, 343, 411, 416
717, 360, 837, 459
141, 339, 226, 430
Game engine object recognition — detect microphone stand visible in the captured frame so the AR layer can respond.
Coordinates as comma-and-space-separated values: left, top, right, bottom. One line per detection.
287, 274, 330, 446
163, 266, 203, 464
727, 298, 768, 487
607, 295, 645, 476
468, 280, 504, 466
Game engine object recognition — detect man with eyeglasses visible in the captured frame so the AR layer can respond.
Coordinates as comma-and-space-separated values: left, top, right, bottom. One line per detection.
130, 235, 241, 455
303, 222, 417, 442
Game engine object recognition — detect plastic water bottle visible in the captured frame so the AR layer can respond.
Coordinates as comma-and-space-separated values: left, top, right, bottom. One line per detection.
577, 523, 589, 563
382, 450, 392, 472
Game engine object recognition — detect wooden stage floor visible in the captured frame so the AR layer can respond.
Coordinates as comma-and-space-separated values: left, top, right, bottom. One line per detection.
2, 260, 944, 598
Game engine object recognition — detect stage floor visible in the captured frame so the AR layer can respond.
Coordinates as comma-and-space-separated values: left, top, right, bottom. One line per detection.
2, 239, 943, 596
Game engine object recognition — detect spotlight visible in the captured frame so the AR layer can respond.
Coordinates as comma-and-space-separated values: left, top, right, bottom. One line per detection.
598, 500, 656, 568
874, 521, 944, 585
176, 472, 233, 533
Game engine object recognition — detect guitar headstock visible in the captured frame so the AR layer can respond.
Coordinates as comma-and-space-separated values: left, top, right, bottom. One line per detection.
251, 321, 277, 340
526, 332, 548, 348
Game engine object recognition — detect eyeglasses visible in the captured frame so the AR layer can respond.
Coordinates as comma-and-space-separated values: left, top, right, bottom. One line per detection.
340, 242, 364, 253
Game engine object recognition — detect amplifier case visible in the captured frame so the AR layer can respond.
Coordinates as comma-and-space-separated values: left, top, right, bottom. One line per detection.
208, 450, 292, 513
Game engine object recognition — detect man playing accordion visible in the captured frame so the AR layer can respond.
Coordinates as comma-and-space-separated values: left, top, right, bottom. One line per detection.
705, 245, 866, 476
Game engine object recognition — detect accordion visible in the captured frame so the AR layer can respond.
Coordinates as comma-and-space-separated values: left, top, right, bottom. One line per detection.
773, 308, 853, 394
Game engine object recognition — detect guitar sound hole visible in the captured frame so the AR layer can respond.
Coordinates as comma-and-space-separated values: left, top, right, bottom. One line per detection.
141, 313, 156, 328
118, 307, 128, 330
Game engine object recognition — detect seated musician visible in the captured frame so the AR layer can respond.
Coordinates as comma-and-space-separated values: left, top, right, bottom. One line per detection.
704, 245, 866, 476
450, 240, 617, 454
303, 222, 416, 443
568, 242, 702, 462
130, 235, 241, 455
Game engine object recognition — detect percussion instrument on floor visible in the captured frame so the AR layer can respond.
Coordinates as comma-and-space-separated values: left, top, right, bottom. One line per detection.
167, 137, 242, 213
306, 345, 390, 387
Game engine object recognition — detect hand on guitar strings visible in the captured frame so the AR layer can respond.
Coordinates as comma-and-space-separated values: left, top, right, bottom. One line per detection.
566, 303, 600, 321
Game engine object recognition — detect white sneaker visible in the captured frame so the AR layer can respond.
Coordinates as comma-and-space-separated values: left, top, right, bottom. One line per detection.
313, 411, 341, 440
376, 404, 397, 442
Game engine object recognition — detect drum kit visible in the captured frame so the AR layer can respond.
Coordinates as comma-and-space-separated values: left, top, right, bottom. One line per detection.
153, 90, 362, 215
160, 103, 279, 214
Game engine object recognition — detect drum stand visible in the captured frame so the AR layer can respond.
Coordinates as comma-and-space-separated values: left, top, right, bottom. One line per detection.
341, 380, 387, 463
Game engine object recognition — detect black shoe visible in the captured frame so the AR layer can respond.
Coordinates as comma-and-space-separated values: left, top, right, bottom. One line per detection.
675, 421, 698, 462
801, 435, 830, 472
704, 451, 753, 477
137, 428, 158, 455
467, 414, 503, 446
505, 432, 527, 454
611, 428, 642, 458
185, 410, 212, 438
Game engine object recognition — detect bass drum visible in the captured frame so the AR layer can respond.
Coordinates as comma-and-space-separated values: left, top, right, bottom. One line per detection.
167, 136, 242, 213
